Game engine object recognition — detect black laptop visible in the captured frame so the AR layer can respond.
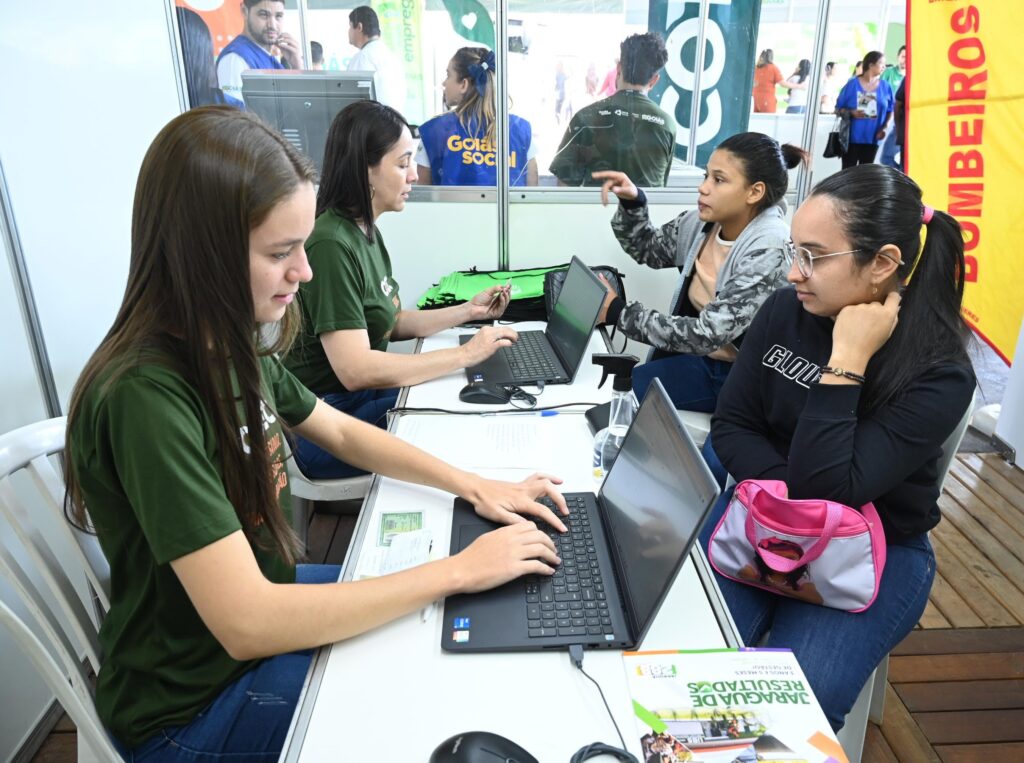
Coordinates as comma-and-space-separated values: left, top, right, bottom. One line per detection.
460, 256, 605, 385
441, 378, 721, 652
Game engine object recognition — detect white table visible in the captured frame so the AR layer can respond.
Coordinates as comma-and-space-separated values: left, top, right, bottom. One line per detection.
282, 327, 740, 761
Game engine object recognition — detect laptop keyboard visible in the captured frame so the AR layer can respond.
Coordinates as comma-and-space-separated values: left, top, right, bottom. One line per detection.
506, 331, 560, 380
524, 495, 613, 638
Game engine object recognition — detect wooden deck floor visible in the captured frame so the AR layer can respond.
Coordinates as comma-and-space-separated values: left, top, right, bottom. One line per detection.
864, 453, 1024, 762
30, 455, 1024, 762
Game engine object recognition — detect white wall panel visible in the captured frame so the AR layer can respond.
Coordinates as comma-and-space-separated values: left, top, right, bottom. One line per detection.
1, 1, 181, 409
0, 2, 182, 758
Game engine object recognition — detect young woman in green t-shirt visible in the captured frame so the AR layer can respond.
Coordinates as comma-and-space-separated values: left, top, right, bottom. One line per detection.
286, 100, 521, 479
64, 106, 568, 760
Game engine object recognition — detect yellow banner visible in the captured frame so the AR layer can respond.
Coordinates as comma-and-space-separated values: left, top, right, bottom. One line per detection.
908, 1, 1024, 364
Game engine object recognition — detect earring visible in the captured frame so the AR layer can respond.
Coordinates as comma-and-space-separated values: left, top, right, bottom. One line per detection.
369, 185, 375, 199
872, 284, 878, 296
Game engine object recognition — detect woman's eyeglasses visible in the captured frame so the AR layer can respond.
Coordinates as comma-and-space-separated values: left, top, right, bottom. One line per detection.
785, 242, 904, 278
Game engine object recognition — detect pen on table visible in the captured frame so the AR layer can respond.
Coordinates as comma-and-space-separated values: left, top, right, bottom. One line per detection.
481, 410, 559, 417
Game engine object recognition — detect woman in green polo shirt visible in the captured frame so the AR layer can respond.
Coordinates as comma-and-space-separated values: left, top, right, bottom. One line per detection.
285, 101, 517, 479
64, 106, 567, 761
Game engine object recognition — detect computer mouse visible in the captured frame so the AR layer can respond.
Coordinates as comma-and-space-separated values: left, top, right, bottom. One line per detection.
429, 730, 539, 763
459, 381, 512, 404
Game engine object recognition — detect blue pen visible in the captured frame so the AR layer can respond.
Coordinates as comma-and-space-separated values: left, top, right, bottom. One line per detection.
536, 410, 559, 417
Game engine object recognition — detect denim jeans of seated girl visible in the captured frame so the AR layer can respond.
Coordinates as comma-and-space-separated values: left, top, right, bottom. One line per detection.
700, 486, 935, 731
111, 564, 342, 762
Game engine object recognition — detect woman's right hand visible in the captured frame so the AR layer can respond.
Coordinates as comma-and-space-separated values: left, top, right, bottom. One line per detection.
460, 325, 518, 366
592, 170, 638, 206
830, 290, 901, 370
451, 522, 560, 594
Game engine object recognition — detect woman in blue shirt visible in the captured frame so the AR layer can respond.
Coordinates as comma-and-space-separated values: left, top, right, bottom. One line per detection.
835, 51, 894, 168
417, 47, 538, 186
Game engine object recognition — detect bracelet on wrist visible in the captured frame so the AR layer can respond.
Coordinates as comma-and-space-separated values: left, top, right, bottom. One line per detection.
821, 366, 866, 384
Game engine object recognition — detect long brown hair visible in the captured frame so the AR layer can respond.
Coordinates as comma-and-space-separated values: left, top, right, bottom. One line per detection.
65, 106, 316, 565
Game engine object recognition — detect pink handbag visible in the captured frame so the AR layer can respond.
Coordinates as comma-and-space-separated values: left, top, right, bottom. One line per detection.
708, 479, 887, 612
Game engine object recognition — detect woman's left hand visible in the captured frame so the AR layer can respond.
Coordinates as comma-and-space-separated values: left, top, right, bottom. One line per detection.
831, 290, 901, 368
875, 128, 887, 141
468, 284, 511, 321
468, 473, 569, 533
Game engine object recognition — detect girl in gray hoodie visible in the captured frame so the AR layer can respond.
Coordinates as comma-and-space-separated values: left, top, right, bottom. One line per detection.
594, 132, 807, 414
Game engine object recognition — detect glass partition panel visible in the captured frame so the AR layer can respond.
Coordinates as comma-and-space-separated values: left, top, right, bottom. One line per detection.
808, 0, 905, 187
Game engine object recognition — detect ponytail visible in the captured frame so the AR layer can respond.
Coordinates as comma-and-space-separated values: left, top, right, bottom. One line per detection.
450, 47, 497, 146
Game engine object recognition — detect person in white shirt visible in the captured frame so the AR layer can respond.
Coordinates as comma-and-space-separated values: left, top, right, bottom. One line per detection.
347, 6, 407, 113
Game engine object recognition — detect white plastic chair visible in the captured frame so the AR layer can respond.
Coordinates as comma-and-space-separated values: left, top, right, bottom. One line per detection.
676, 410, 712, 448
0, 599, 120, 762
286, 454, 370, 550
0, 416, 116, 761
838, 392, 976, 762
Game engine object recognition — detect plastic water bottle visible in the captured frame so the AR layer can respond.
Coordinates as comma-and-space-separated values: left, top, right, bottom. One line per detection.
591, 354, 639, 485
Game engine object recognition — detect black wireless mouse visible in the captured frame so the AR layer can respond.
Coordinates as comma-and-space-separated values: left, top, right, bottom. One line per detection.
429, 730, 539, 763
459, 381, 512, 404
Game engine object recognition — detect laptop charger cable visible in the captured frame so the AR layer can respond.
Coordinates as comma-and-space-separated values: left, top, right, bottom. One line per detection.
567, 644, 639, 763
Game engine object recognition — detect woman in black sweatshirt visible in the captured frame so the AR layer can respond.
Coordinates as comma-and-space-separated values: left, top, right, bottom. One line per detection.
702, 164, 975, 731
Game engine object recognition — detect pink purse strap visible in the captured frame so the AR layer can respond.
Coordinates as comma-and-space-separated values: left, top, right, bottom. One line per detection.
743, 493, 844, 572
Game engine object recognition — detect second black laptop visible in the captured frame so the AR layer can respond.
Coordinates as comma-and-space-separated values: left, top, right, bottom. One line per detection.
460, 256, 605, 386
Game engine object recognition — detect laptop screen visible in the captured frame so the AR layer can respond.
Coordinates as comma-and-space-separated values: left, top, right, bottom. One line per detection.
598, 380, 720, 635
545, 257, 605, 374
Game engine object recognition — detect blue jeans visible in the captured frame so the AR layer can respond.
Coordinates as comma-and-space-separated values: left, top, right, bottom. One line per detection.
700, 487, 934, 731
112, 564, 342, 762
293, 388, 398, 479
632, 354, 732, 414
879, 127, 900, 168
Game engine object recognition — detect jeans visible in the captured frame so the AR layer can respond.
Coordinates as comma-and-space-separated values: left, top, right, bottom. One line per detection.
879, 128, 900, 168
293, 387, 398, 479
112, 564, 342, 762
700, 486, 935, 731
632, 354, 732, 413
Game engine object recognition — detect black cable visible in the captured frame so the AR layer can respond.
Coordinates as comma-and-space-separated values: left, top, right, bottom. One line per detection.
567, 645, 639, 763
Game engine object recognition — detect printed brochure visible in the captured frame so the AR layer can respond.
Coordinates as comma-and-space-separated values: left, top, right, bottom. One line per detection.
623, 648, 848, 763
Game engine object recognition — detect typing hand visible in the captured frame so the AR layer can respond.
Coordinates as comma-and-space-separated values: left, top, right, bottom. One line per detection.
592, 170, 638, 206
467, 283, 511, 321
453, 523, 560, 594
460, 325, 518, 366
468, 473, 569, 533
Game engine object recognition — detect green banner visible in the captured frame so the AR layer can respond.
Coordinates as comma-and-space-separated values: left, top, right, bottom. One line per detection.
376, 0, 427, 122
649, 0, 761, 165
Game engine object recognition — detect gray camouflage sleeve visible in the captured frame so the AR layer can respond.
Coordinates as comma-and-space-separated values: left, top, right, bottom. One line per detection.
616, 244, 789, 354
610, 202, 688, 269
